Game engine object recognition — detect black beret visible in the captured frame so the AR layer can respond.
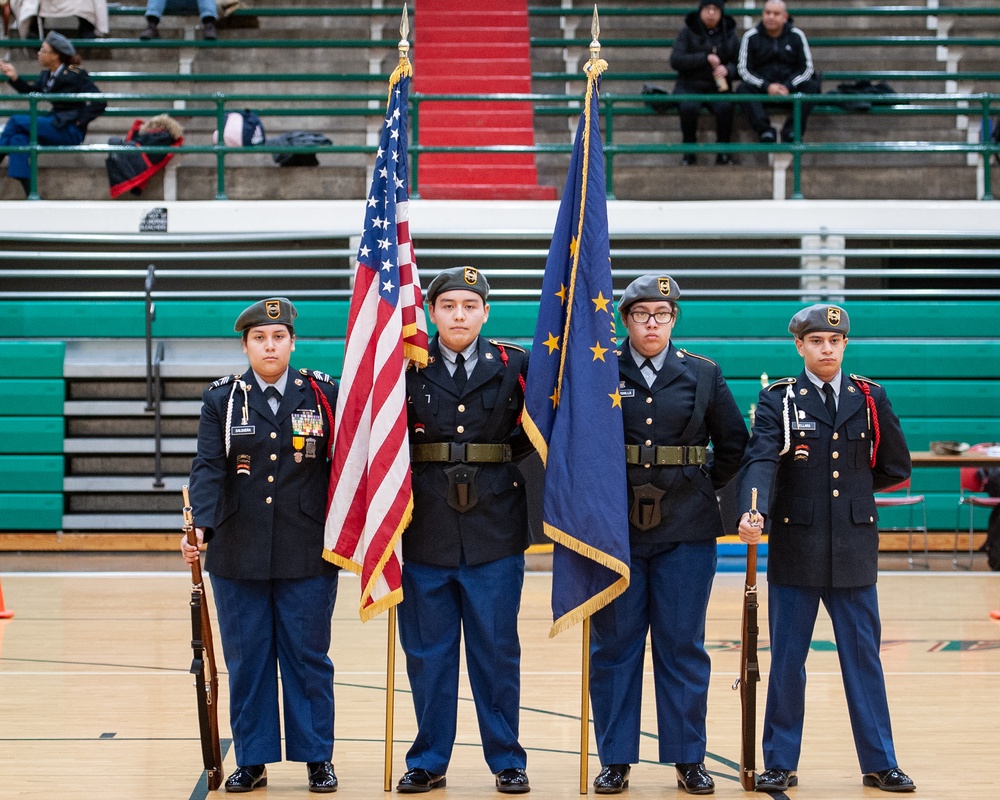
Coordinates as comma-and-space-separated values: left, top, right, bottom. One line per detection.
700, 0, 725, 9
426, 266, 489, 304
788, 303, 850, 337
45, 32, 76, 57
234, 297, 298, 332
619, 274, 681, 313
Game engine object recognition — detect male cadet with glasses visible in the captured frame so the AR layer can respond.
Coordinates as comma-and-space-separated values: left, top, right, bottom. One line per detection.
736, 304, 915, 793
396, 267, 534, 795
589, 275, 748, 796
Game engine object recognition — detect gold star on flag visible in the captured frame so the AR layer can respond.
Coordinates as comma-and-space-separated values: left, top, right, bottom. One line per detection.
543, 333, 560, 354
609, 388, 622, 408
555, 284, 567, 305
590, 341, 608, 361
569, 237, 579, 258
592, 291, 611, 313
550, 388, 560, 408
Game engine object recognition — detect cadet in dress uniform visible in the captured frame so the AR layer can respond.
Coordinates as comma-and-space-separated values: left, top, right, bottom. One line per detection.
590, 275, 749, 796
396, 267, 533, 795
184, 298, 340, 794
0, 32, 106, 195
736, 304, 915, 794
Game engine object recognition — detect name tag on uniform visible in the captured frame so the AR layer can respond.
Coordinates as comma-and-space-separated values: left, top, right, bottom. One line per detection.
231, 425, 256, 436
791, 419, 816, 431
620, 388, 636, 398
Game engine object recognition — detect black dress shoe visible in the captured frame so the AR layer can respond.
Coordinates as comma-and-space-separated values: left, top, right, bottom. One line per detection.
681, 154, 697, 166
715, 153, 733, 166
593, 764, 630, 794
496, 767, 530, 794
675, 762, 715, 795
225, 764, 267, 793
759, 129, 777, 144
307, 761, 339, 793
397, 768, 447, 793
862, 767, 915, 792
755, 768, 796, 792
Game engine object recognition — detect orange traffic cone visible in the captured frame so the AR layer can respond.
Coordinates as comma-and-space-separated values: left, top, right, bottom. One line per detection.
0, 577, 14, 619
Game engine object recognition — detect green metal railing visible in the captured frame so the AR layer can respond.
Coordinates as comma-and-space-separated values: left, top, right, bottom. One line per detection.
2, 90, 998, 200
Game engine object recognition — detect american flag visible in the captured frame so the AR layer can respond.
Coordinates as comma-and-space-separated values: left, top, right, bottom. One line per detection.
324, 65, 428, 621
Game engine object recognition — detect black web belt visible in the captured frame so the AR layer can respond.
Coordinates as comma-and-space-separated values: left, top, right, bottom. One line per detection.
411, 442, 512, 464
624, 445, 707, 466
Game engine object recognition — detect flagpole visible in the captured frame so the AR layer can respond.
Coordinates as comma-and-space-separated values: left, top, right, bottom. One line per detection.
578, 10, 603, 795
384, 606, 397, 791
580, 616, 591, 794
382, 8, 409, 792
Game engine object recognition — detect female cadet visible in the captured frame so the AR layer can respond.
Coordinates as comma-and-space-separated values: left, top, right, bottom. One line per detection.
184, 297, 340, 794
589, 275, 748, 796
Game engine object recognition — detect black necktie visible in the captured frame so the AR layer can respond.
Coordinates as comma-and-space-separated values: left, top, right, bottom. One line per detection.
453, 354, 467, 394
264, 385, 281, 414
641, 358, 658, 386
822, 382, 837, 422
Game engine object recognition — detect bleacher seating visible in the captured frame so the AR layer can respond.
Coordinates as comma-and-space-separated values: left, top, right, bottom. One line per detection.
1, 2, 1000, 200
2, 291, 999, 538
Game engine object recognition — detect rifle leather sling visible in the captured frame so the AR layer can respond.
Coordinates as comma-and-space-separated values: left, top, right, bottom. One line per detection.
624, 444, 707, 466
412, 442, 512, 463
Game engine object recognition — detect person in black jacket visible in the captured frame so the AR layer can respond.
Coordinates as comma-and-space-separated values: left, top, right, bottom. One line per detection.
589, 275, 748, 796
736, 304, 915, 794
669, 0, 739, 165
735, 0, 821, 143
396, 267, 533, 795
184, 297, 340, 794
0, 32, 105, 196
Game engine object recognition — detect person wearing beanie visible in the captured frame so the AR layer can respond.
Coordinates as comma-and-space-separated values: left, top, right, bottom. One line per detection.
589, 275, 748, 795
0, 31, 105, 197
736, 304, 915, 793
396, 267, 535, 795
185, 298, 340, 793
669, 0, 739, 165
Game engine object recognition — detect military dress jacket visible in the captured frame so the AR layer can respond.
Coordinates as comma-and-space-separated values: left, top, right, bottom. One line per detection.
404, 336, 533, 568
738, 370, 911, 588
188, 367, 339, 581
9, 65, 106, 131
619, 342, 749, 543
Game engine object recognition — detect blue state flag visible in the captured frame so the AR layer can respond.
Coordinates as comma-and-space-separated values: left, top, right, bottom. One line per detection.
523, 61, 630, 637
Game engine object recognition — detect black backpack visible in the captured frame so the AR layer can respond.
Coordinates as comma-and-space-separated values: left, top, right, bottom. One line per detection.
270, 131, 332, 167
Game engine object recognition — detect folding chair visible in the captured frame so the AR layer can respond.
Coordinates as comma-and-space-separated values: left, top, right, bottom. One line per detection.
956, 443, 1000, 570
875, 479, 928, 569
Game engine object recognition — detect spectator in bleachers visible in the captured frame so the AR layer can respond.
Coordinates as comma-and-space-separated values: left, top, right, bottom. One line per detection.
10, 0, 108, 39
0, 31, 105, 197
140, 0, 217, 41
736, 0, 821, 143
669, 0, 739, 166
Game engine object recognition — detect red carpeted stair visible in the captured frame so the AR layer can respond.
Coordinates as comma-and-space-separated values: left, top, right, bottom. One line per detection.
413, 0, 556, 200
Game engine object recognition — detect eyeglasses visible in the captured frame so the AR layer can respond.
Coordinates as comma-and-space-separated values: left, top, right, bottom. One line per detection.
628, 310, 674, 324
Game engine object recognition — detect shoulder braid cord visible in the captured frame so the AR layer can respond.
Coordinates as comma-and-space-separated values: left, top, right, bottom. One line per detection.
853, 378, 880, 467
308, 376, 336, 460
779, 384, 793, 457
223, 379, 250, 457
496, 344, 527, 425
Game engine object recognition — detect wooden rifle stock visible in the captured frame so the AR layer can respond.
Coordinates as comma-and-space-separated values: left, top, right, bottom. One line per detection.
736, 488, 762, 791
183, 485, 224, 791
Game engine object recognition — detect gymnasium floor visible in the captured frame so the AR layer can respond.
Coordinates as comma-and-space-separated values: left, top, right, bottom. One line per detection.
1, 555, 998, 799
